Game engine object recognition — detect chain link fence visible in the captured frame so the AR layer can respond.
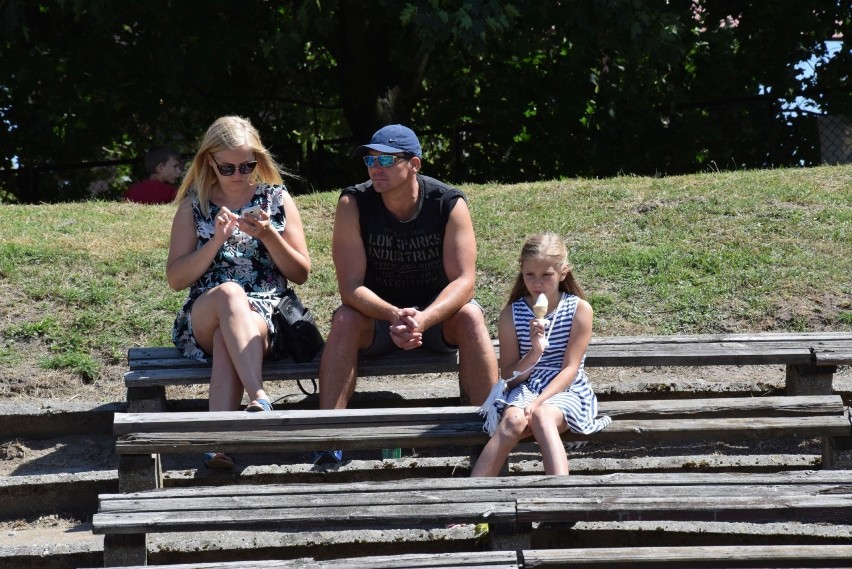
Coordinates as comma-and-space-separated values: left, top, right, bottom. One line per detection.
818, 115, 852, 165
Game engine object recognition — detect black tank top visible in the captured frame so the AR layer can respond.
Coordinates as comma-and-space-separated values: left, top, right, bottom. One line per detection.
341, 175, 466, 308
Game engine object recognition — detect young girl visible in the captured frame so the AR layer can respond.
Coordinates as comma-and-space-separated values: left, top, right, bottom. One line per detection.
473, 233, 611, 476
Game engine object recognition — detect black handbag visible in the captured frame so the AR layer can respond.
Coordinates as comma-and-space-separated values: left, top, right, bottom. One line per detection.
270, 287, 324, 363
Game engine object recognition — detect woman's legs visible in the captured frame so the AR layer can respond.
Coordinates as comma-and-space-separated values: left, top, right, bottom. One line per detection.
208, 328, 243, 411
471, 406, 529, 477
190, 283, 270, 411
529, 404, 570, 475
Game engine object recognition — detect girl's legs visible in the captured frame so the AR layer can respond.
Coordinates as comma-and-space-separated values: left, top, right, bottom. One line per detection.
471, 406, 529, 477
529, 404, 570, 475
190, 282, 270, 411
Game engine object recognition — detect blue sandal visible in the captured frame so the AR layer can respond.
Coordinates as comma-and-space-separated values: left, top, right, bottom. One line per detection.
245, 398, 273, 412
312, 450, 343, 465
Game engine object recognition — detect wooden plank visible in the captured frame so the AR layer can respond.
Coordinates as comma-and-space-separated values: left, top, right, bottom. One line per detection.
98, 471, 852, 504
113, 414, 851, 455
320, 551, 519, 569
90, 553, 517, 569
124, 352, 461, 385
113, 394, 851, 455
93, 500, 517, 534
599, 394, 846, 418
522, 545, 852, 567
115, 423, 488, 453
126, 333, 852, 387
98, 471, 852, 506
113, 406, 484, 432
127, 348, 458, 374
586, 332, 852, 346
90, 559, 320, 569
517, 492, 852, 523
582, 414, 852, 441
89, 552, 519, 569
93, 473, 852, 534
96, 482, 852, 515
100, 491, 850, 535
815, 349, 852, 366
584, 343, 813, 367
128, 343, 816, 376
127, 332, 852, 364
112, 395, 846, 434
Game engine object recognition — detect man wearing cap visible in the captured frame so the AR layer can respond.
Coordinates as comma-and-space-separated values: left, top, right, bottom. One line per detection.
313, 124, 498, 465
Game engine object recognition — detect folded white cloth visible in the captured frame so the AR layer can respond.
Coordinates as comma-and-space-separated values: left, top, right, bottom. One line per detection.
478, 378, 507, 436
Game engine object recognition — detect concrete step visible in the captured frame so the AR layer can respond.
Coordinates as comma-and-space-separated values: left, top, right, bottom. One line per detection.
0, 367, 846, 568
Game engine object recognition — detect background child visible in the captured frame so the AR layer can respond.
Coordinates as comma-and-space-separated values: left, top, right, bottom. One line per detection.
473, 233, 611, 476
125, 145, 182, 204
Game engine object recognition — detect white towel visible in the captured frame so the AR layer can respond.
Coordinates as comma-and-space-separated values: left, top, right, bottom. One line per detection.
477, 378, 507, 436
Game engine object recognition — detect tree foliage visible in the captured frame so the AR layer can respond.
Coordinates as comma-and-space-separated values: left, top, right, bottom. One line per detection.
0, 1, 848, 202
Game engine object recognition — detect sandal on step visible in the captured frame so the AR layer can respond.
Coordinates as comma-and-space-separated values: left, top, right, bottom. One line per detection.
204, 452, 234, 470
245, 398, 273, 412
445, 523, 472, 530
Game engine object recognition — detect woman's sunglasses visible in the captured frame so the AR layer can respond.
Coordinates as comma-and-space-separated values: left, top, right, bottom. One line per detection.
211, 154, 258, 176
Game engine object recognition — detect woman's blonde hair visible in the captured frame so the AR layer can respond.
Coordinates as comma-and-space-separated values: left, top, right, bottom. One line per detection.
174, 116, 286, 216
507, 232, 586, 303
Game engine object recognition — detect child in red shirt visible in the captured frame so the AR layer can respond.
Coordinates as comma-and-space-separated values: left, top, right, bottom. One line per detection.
125, 146, 182, 204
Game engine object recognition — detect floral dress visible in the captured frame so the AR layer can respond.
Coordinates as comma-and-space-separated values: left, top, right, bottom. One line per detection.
494, 293, 612, 435
172, 184, 289, 363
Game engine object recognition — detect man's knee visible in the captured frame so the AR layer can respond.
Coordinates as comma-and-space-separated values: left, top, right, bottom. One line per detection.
443, 302, 487, 344
327, 305, 374, 349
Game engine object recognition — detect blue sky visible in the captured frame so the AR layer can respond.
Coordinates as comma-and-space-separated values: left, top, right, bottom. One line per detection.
784, 40, 844, 116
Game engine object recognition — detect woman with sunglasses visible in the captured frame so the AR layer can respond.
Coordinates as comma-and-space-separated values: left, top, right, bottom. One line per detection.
167, 116, 311, 469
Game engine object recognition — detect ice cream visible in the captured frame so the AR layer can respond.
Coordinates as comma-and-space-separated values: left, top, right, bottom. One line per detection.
532, 293, 550, 350
533, 293, 549, 319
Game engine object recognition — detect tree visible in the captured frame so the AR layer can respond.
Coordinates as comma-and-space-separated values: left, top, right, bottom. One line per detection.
0, 1, 847, 202
414, 1, 850, 181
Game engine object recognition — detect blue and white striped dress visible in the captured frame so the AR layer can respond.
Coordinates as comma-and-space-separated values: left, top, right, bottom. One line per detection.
496, 293, 612, 435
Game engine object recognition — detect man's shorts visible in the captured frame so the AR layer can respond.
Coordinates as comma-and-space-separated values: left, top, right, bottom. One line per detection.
359, 299, 484, 357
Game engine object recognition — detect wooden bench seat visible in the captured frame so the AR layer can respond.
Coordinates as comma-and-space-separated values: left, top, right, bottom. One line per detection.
84, 551, 520, 568
114, 395, 852, 492
124, 332, 852, 411
92, 471, 852, 566
81, 545, 852, 568
522, 545, 852, 568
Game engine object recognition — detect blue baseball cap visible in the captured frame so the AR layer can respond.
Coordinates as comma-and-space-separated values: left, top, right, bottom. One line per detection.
354, 124, 422, 158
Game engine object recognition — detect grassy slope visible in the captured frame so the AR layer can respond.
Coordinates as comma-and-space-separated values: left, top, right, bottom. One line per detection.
0, 165, 850, 400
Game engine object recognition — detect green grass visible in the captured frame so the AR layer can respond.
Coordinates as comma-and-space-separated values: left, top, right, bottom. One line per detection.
0, 165, 850, 390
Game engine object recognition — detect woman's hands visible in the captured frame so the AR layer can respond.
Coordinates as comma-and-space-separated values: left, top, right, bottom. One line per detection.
214, 207, 239, 244
213, 207, 277, 243
236, 209, 275, 241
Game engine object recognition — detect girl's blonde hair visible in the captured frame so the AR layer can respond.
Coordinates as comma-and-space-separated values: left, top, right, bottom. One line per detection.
508, 232, 586, 303
174, 116, 286, 217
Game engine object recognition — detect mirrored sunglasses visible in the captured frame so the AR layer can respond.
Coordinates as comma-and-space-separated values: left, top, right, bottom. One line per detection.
211, 155, 258, 176
363, 154, 405, 168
